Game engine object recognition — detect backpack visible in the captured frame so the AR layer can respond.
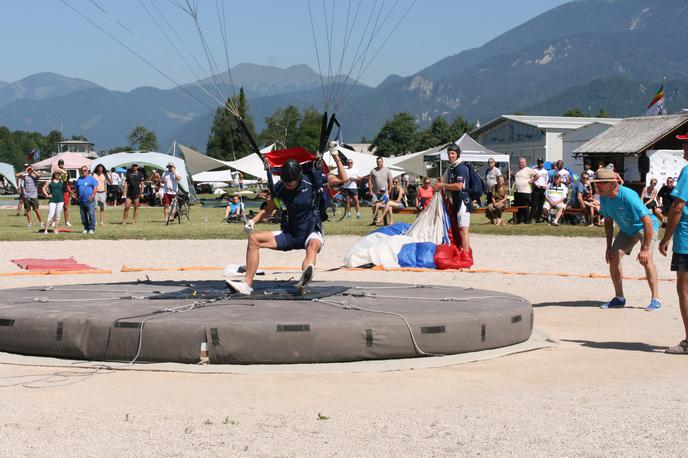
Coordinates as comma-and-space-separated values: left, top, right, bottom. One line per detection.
451, 163, 484, 201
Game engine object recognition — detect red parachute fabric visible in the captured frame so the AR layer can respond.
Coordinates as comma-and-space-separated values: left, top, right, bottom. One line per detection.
433, 193, 474, 269
264, 147, 315, 168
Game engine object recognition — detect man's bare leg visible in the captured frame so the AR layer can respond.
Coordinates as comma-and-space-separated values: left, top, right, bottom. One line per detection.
459, 227, 470, 252
677, 271, 688, 340
644, 256, 659, 300
244, 231, 278, 287
123, 198, 131, 223
609, 249, 625, 298
302, 239, 321, 270
132, 200, 140, 224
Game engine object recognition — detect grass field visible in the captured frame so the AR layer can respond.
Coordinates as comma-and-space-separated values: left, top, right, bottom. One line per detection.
0, 200, 610, 241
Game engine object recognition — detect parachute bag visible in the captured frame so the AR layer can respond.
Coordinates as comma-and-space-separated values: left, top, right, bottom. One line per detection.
434, 244, 473, 270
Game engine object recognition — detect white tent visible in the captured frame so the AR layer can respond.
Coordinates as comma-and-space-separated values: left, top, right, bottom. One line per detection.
385, 145, 446, 176
90, 152, 196, 201
223, 144, 275, 181
425, 133, 509, 163
177, 143, 229, 176
192, 170, 237, 183
323, 146, 405, 178
0, 162, 17, 191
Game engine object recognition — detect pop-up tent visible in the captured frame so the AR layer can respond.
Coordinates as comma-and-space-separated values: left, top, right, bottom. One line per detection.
0, 162, 17, 191
32, 152, 92, 174
90, 151, 197, 202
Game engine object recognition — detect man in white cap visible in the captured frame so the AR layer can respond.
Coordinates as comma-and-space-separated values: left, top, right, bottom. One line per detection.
592, 168, 661, 311
658, 132, 688, 354
162, 161, 182, 222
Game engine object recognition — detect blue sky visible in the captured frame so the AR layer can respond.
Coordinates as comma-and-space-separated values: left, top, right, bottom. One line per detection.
2, 0, 569, 91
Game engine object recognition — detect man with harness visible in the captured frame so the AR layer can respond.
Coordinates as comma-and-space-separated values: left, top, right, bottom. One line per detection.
433, 143, 472, 253
227, 151, 347, 295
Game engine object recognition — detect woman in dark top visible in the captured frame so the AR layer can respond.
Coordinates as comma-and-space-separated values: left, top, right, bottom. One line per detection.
42, 171, 65, 234
657, 177, 675, 227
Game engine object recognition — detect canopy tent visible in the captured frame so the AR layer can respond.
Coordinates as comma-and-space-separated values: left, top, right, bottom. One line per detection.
0, 162, 17, 191
192, 170, 237, 183
423, 133, 509, 162
323, 146, 405, 178
222, 144, 275, 182
90, 151, 197, 202
385, 145, 446, 176
178, 143, 232, 176
31, 152, 92, 171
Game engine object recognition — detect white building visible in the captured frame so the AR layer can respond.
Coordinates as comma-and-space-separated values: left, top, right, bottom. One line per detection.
471, 115, 620, 168
562, 121, 620, 172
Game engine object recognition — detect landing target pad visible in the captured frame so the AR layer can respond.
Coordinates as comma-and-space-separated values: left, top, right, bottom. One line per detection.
151, 280, 349, 301
0, 280, 533, 364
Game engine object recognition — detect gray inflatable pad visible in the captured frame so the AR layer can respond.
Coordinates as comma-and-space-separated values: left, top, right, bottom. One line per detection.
0, 280, 532, 364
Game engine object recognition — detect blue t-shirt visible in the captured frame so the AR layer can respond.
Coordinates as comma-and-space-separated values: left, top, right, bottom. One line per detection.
571, 181, 590, 208
600, 185, 659, 235
445, 163, 472, 211
75, 175, 98, 204
670, 165, 688, 254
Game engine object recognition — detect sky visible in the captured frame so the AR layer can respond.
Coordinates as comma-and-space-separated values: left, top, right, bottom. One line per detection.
1, 0, 570, 91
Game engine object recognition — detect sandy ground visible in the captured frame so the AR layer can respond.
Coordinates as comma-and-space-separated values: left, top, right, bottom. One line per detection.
0, 235, 687, 457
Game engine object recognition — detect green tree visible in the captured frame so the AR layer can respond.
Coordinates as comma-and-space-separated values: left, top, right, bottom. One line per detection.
370, 112, 418, 157
259, 105, 301, 148
447, 115, 474, 141
417, 116, 451, 150
128, 125, 159, 151
563, 108, 588, 117
295, 107, 323, 153
70, 134, 89, 141
595, 109, 609, 118
207, 87, 256, 160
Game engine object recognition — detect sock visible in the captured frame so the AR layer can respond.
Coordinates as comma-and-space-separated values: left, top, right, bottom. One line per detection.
615, 296, 625, 302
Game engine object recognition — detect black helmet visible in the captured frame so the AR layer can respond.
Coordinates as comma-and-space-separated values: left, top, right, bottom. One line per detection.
281, 158, 302, 182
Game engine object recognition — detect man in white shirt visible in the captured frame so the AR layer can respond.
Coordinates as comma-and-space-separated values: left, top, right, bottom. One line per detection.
342, 158, 361, 219
513, 157, 538, 224
530, 158, 549, 223
544, 173, 568, 226
162, 162, 182, 221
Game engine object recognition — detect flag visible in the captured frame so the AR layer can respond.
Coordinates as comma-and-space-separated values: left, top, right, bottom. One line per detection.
645, 84, 666, 116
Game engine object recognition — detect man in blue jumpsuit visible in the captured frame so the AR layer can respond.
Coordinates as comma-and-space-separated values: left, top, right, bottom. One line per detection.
227, 159, 327, 295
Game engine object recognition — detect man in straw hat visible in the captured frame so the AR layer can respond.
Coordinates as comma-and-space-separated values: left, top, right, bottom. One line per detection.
658, 132, 688, 354
591, 168, 661, 311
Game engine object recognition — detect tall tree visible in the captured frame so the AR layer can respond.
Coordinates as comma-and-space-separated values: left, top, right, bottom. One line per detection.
259, 105, 301, 148
207, 87, 256, 160
563, 107, 588, 117
447, 115, 474, 141
295, 107, 322, 153
370, 112, 418, 157
128, 125, 159, 151
417, 116, 451, 150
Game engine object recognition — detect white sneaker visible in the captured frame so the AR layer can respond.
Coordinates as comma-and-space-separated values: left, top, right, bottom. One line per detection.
298, 264, 315, 292
88, 229, 95, 234
66, 221, 72, 227
82, 230, 88, 234
226, 279, 253, 295
39, 222, 45, 228
27, 223, 33, 228
50, 221, 55, 227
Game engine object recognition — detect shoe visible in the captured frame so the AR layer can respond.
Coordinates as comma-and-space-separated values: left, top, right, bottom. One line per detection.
644, 298, 662, 311
27, 223, 33, 228
82, 230, 88, 234
226, 279, 253, 295
298, 264, 315, 292
356, 213, 361, 219
88, 230, 95, 234
50, 221, 55, 227
600, 297, 626, 309
551, 220, 559, 226
66, 221, 72, 227
346, 212, 352, 219
665, 340, 688, 354
39, 222, 45, 228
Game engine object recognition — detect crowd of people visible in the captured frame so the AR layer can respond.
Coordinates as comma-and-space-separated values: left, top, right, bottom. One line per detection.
13, 161, 183, 232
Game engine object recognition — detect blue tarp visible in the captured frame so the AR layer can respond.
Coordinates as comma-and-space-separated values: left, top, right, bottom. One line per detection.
370, 223, 410, 236
397, 242, 437, 269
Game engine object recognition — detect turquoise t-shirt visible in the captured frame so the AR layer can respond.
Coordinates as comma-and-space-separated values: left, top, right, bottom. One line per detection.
600, 185, 659, 235
670, 165, 688, 254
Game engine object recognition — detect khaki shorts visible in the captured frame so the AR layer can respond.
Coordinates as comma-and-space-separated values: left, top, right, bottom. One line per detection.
612, 230, 656, 255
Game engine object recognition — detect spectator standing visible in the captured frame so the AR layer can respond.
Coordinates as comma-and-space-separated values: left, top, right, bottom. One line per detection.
367, 156, 392, 224
75, 166, 98, 234
16, 165, 43, 228
486, 175, 509, 225
592, 169, 661, 311
416, 177, 434, 211
484, 158, 501, 206
513, 157, 538, 224
93, 164, 111, 225
108, 168, 123, 205
658, 177, 675, 228
162, 162, 182, 222
42, 171, 65, 234
342, 158, 361, 219
55, 159, 73, 227
658, 132, 688, 354
15, 168, 25, 216
149, 168, 162, 205
530, 158, 549, 223
544, 173, 568, 226
123, 163, 144, 224
433, 143, 472, 252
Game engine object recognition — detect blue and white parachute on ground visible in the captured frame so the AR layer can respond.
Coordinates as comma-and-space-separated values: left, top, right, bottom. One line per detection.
344, 192, 451, 269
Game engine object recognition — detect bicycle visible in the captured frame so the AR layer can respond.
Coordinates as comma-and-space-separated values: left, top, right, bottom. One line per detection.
165, 191, 190, 225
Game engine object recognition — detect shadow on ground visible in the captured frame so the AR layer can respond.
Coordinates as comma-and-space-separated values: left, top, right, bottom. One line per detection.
562, 339, 665, 353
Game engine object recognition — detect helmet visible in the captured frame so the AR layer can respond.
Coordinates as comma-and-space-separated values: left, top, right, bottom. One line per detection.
281, 158, 302, 182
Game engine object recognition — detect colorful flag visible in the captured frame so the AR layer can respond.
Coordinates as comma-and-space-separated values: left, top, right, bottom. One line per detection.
645, 84, 666, 116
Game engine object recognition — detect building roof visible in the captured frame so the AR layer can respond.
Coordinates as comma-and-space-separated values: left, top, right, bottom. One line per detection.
574, 114, 688, 155
472, 114, 621, 137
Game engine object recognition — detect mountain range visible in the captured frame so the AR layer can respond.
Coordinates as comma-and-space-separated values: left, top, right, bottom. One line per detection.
1, 0, 687, 151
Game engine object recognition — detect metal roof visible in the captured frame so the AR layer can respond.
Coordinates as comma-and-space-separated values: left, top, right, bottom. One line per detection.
472, 114, 621, 137
574, 114, 688, 155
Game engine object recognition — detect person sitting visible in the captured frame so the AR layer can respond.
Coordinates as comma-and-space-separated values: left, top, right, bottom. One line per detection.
416, 177, 434, 211
642, 178, 663, 221
544, 173, 568, 226
486, 175, 509, 225
224, 195, 246, 222
570, 172, 593, 225
657, 177, 675, 228
377, 178, 405, 225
